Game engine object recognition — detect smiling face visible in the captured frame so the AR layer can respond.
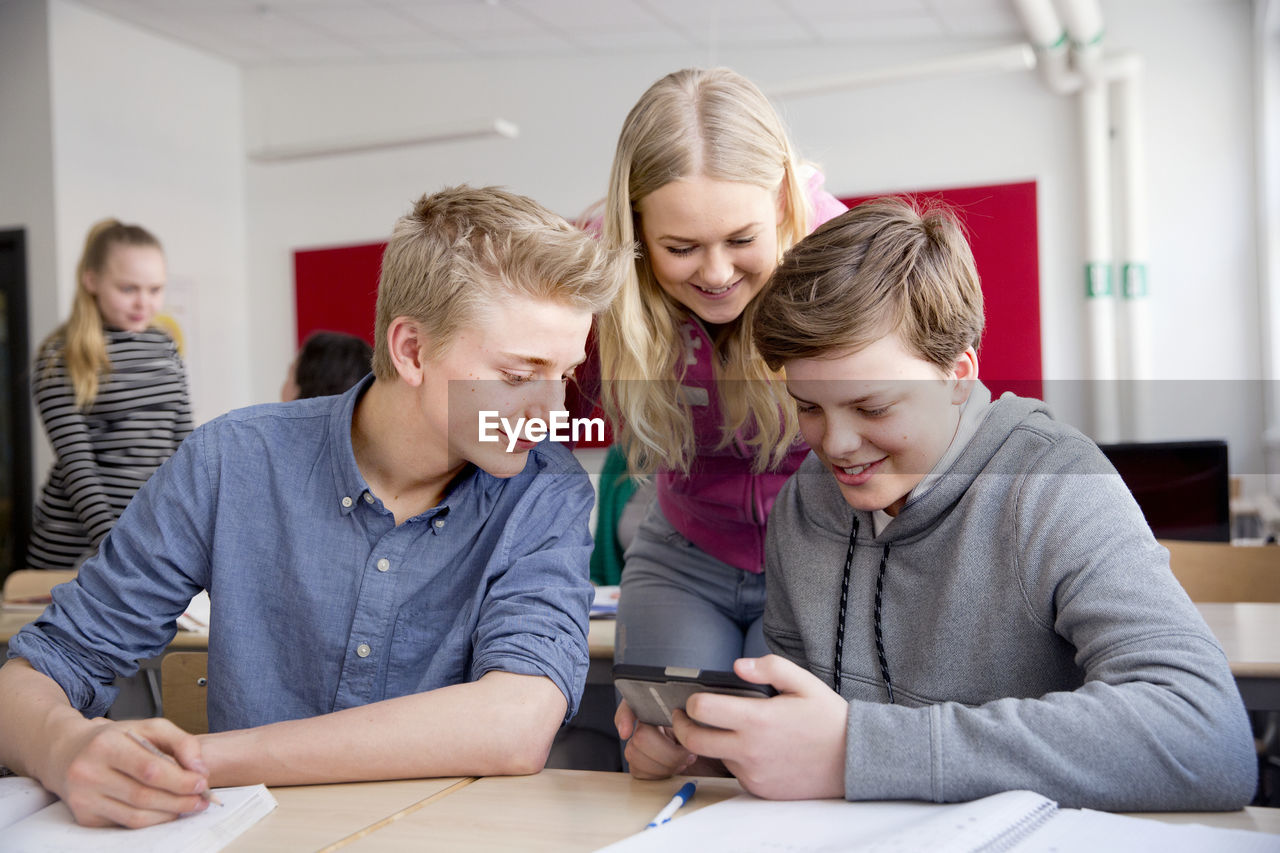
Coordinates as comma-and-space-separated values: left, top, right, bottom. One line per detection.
636, 175, 781, 327
83, 244, 166, 332
416, 292, 593, 479
786, 332, 977, 517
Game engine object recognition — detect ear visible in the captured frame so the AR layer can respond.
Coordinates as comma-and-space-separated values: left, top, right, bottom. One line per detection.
386, 316, 431, 388
949, 347, 979, 405
82, 270, 99, 295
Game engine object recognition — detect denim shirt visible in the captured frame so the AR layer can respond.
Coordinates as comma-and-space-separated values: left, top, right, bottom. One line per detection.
10, 376, 596, 730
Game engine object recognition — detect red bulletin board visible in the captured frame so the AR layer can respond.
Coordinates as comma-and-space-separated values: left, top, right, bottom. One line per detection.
293, 180, 1042, 432
840, 181, 1042, 399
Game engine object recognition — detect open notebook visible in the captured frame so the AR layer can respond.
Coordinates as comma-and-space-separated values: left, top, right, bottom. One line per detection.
0, 776, 277, 853
598, 789, 1280, 852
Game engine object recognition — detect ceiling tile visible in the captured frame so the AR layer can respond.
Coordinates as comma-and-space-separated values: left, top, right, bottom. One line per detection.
780, 0, 931, 20
384, 0, 548, 36
511, 0, 667, 32
65, 0, 1029, 65
461, 32, 586, 55
574, 30, 696, 51
813, 15, 947, 42
363, 37, 471, 59
926, 0, 1024, 38
639, 0, 811, 44
282, 5, 436, 40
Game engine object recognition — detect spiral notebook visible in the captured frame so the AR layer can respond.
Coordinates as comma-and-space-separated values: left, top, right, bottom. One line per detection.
597, 788, 1280, 852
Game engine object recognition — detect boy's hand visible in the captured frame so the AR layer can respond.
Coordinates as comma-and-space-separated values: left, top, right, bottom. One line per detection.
42, 716, 211, 827
670, 655, 847, 800
614, 699, 725, 780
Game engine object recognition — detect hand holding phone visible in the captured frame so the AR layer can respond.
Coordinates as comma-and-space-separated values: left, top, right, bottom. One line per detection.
613, 664, 778, 728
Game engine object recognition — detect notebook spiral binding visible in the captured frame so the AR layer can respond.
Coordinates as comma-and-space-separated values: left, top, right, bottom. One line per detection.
977, 798, 1059, 853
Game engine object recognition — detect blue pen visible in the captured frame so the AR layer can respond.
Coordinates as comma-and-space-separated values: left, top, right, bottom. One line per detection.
645, 780, 697, 829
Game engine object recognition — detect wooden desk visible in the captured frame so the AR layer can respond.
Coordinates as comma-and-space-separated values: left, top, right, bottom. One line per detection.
224, 777, 469, 852
241, 770, 1277, 851
1196, 602, 1280, 711
342, 770, 743, 852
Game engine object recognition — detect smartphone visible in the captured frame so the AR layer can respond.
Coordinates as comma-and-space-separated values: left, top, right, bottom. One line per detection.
612, 663, 778, 728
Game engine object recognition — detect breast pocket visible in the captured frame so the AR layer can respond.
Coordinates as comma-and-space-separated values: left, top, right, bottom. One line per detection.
387, 605, 470, 696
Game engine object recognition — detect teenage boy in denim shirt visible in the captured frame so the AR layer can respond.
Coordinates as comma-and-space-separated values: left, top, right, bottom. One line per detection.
0, 186, 629, 827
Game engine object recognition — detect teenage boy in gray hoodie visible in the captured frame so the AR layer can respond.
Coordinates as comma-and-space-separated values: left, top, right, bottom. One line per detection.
615, 197, 1257, 811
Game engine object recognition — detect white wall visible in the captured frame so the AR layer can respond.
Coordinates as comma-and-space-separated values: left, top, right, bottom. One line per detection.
241, 47, 1071, 398
1258, 0, 1280, 494
0, 0, 59, 475
241, 0, 1266, 478
47, 0, 250, 435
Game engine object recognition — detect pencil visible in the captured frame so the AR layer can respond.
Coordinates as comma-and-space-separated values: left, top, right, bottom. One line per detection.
125, 729, 223, 806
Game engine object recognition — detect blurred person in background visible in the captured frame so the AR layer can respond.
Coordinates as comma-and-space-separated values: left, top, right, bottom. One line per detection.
28, 219, 191, 570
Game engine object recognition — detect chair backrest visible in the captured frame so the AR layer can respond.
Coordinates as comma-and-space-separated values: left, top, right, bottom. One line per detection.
2, 569, 77, 604
161, 652, 209, 735
1162, 540, 1280, 602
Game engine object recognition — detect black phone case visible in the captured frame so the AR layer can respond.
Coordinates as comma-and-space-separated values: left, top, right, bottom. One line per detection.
612, 664, 777, 727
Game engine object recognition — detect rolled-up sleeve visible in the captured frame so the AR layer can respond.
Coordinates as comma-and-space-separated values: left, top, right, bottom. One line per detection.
469, 468, 595, 722
9, 426, 216, 717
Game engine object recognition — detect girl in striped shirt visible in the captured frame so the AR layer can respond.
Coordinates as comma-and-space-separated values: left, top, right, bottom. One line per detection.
28, 219, 191, 570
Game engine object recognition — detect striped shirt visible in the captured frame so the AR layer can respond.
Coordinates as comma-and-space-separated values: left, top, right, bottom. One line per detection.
29, 328, 192, 570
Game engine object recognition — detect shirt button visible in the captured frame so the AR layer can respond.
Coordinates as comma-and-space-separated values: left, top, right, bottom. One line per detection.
356, 643, 371, 658
434, 518, 446, 529
376, 558, 390, 573
341, 496, 353, 508
363, 492, 375, 504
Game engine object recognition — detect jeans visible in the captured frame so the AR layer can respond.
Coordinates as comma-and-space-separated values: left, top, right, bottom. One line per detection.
615, 502, 768, 671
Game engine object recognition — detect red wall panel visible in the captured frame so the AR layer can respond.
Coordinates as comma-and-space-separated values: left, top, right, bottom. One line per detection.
840, 181, 1042, 399
293, 242, 384, 347
294, 180, 1042, 436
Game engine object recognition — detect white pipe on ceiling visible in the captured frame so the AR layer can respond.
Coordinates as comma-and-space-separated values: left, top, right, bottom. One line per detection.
1015, 0, 1153, 441
1108, 53, 1153, 438
1080, 77, 1121, 441
1012, 0, 1078, 94
1055, 0, 1105, 82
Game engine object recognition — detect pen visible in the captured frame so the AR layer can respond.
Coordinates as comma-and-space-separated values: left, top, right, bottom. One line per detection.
125, 729, 222, 806
645, 780, 696, 829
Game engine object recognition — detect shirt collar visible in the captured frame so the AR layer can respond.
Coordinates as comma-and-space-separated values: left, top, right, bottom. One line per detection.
327, 374, 505, 523
329, 374, 376, 518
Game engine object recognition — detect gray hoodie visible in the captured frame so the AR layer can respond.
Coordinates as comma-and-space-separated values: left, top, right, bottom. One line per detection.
763, 388, 1257, 810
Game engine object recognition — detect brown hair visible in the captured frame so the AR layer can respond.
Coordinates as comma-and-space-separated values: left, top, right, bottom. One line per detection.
753, 196, 984, 371
43, 219, 164, 409
372, 185, 630, 380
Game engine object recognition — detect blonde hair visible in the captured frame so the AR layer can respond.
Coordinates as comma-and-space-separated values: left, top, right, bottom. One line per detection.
753, 197, 985, 371
598, 67, 811, 476
42, 219, 163, 409
372, 185, 629, 379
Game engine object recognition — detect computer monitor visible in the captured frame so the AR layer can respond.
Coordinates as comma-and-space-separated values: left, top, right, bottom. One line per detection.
1097, 440, 1231, 542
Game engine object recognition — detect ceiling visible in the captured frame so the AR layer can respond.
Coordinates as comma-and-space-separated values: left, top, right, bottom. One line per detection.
69, 0, 1027, 66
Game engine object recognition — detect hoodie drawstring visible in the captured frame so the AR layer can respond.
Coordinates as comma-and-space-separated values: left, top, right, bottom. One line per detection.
873, 542, 895, 704
834, 516, 895, 704
833, 517, 859, 695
